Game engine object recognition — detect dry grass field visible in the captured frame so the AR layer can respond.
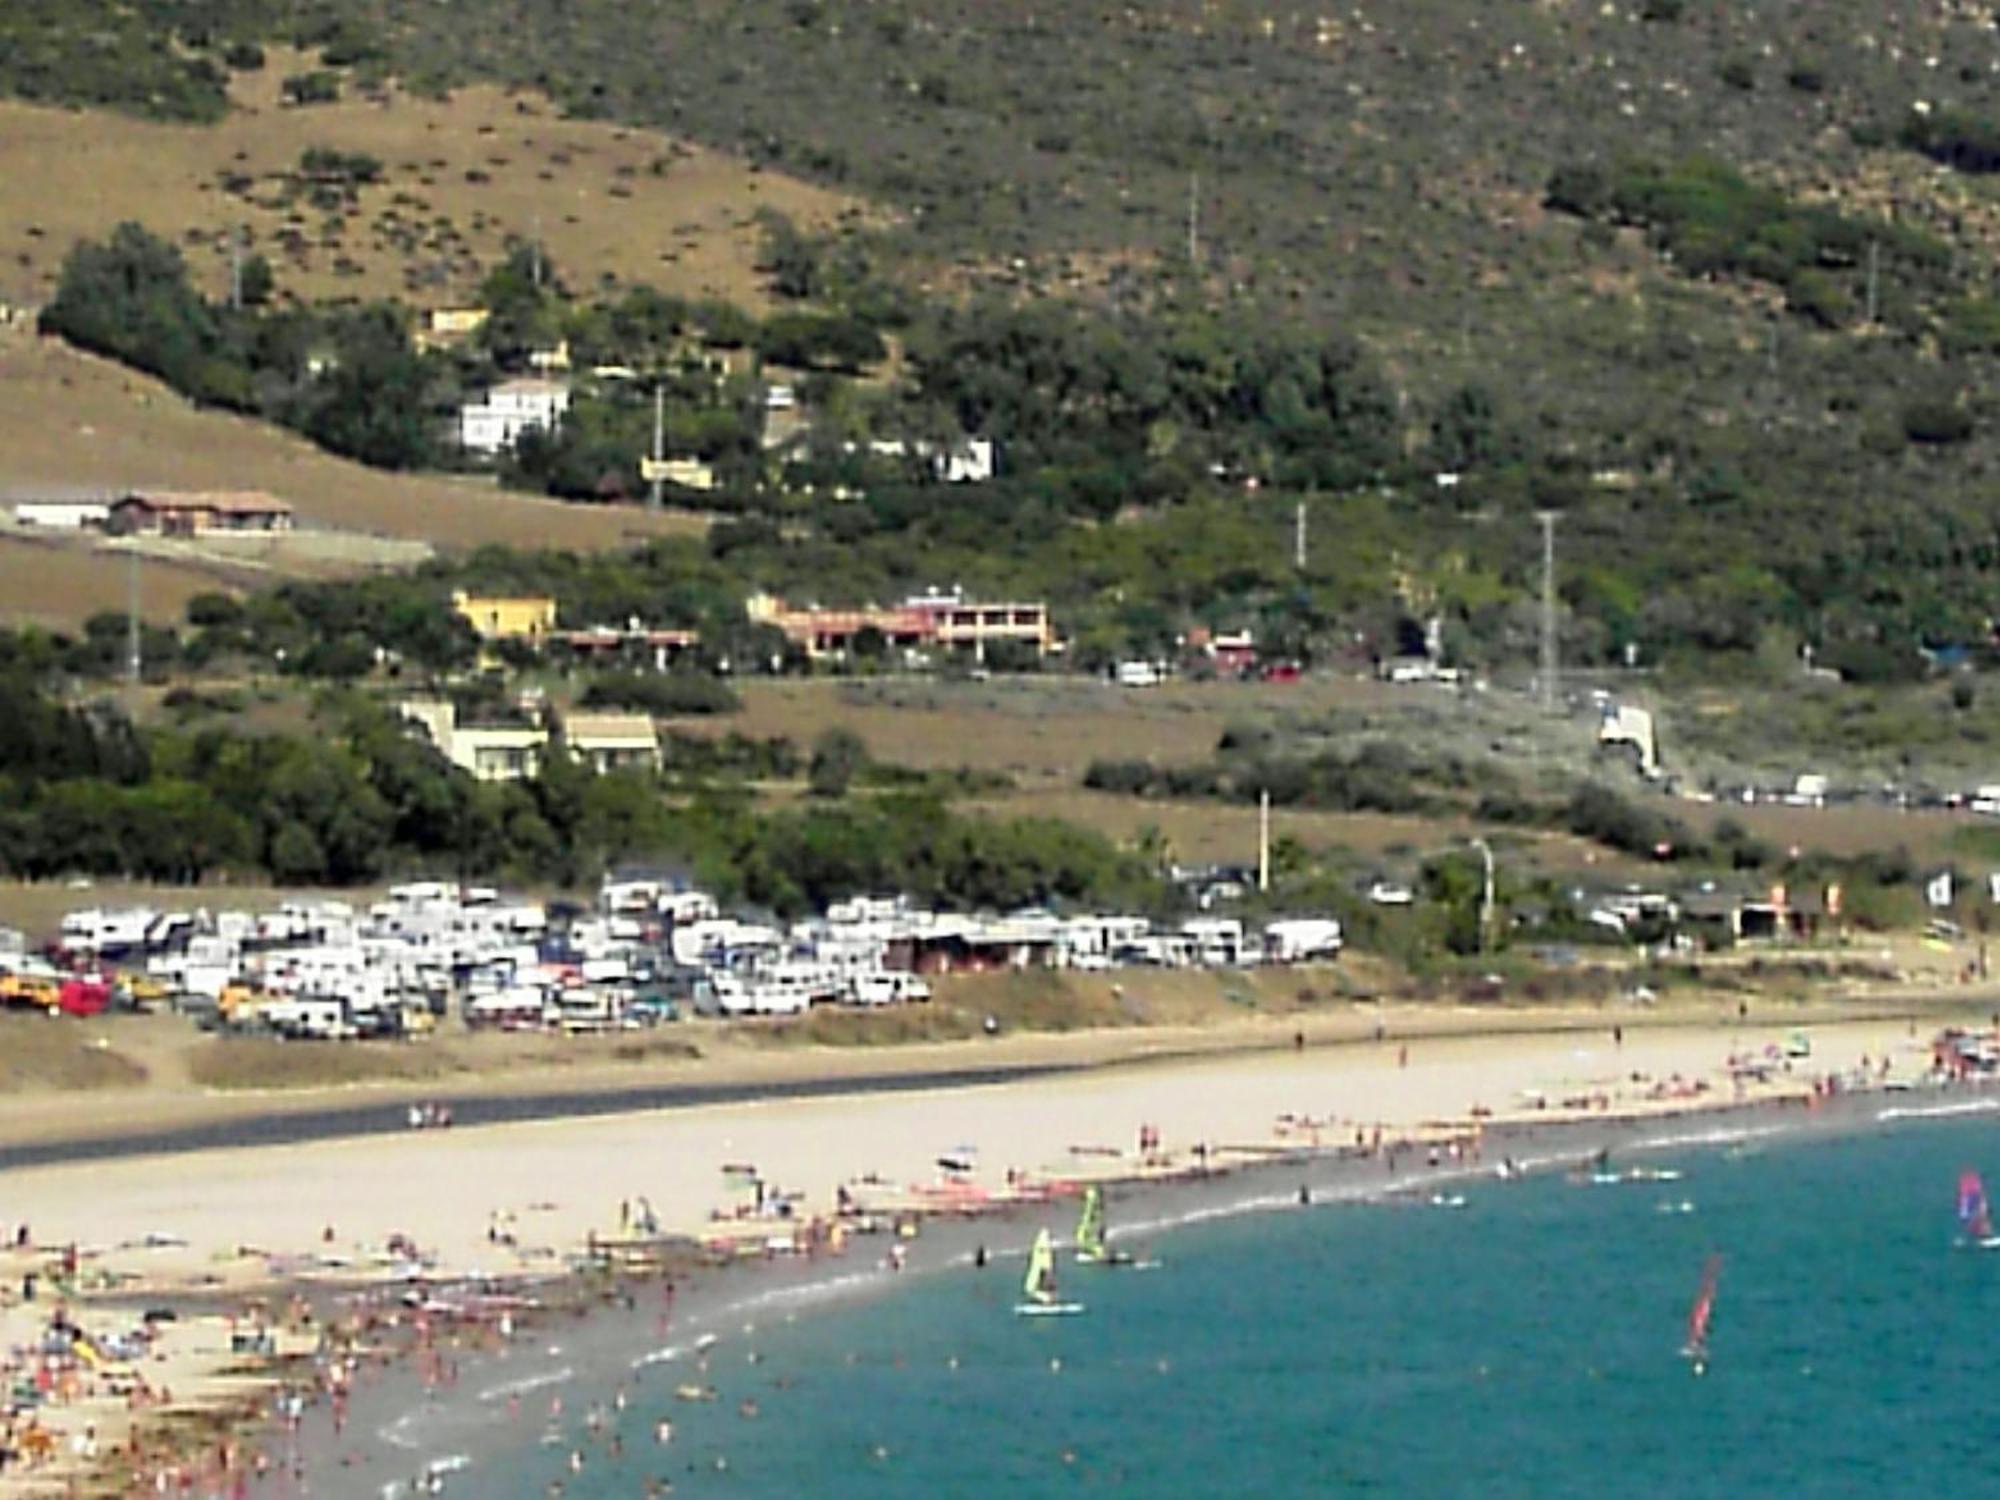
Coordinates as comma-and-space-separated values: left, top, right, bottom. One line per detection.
0, 530, 230, 629
0, 327, 705, 625
691, 677, 1404, 788
0, 56, 866, 627
1684, 800, 1970, 866
702, 678, 1975, 877
0, 55, 869, 312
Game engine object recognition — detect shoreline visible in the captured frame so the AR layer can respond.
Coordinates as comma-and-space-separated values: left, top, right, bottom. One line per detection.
304, 1076, 1978, 1499
1, 1003, 1988, 1495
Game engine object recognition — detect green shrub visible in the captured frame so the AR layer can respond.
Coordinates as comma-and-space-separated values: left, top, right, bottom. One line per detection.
1903, 398, 1974, 445
579, 671, 741, 716
282, 71, 340, 106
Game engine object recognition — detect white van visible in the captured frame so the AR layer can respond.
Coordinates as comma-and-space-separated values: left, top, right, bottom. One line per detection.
1115, 660, 1164, 688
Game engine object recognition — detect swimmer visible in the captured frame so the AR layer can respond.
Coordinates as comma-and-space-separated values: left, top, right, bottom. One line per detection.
654, 1420, 673, 1446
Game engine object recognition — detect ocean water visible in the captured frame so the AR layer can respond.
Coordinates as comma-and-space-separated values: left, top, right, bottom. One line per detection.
483, 1116, 2000, 1500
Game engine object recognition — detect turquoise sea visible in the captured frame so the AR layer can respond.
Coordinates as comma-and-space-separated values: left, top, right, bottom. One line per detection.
484, 1114, 2000, 1500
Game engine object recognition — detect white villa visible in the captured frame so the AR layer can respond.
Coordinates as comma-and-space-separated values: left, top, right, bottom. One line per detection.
458, 378, 572, 456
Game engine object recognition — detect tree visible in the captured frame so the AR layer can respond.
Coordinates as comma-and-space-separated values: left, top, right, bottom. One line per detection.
294, 306, 440, 469
758, 212, 823, 300
239, 254, 275, 307
478, 241, 563, 368
40, 223, 252, 409
1430, 383, 1507, 472
808, 727, 867, 797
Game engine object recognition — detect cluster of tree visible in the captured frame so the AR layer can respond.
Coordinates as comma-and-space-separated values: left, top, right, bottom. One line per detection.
578, 671, 740, 716
1898, 108, 2000, 176
39, 224, 448, 469
0, 676, 1157, 907
1084, 738, 1499, 819
1544, 157, 1952, 333
901, 299, 1398, 506
0, 0, 244, 122
683, 790, 1158, 917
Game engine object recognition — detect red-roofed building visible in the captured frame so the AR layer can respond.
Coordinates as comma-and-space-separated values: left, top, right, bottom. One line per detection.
108, 490, 294, 536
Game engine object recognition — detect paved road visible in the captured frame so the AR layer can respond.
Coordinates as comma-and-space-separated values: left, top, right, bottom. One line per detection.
0, 1060, 1084, 1174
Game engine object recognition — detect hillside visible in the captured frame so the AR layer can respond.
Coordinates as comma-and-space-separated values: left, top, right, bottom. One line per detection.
0, 325, 704, 626
11, 1, 2000, 668
0, 55, 867, 312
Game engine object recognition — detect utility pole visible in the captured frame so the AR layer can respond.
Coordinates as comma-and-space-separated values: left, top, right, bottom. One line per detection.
1258, 790, 1272, 893
1866, 240, 1880, 326
648, 382, 665, 513
1294, 501, 1307, 571
1471, 837, 1495, 953
1536, 510, 1559, 715
1187, 170, 1199, 270
125, 547, 142, 704
227, 224, 244, 311
531, 215, 544, 290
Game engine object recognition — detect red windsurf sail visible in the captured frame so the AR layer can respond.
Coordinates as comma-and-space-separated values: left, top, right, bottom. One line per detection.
1685, 1254, 1722, 1357
1959, 1170, 1993, 1240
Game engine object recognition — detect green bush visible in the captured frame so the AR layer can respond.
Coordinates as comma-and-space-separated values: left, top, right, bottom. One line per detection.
282, 70, 340, 105
1903, 398, 1974, 445
1901, 108, 2000, 174
579, 671, 741, 716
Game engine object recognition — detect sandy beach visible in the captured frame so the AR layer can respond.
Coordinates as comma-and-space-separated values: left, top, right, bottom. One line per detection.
0, 996, 1989, 1494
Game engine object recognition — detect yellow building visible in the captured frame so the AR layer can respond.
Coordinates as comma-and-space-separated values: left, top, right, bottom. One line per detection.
453, 591, 558, 643
414, 307, 491, 353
